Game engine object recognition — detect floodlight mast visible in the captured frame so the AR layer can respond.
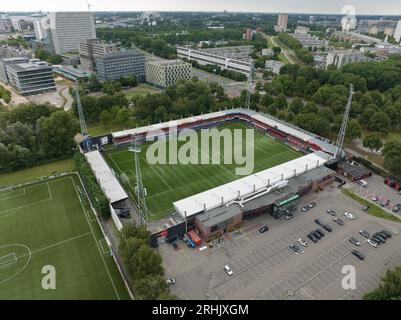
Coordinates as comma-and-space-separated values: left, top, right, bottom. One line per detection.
128, 135, 149, 223
335, 84, 354, 159
75, 81, 91, 151
245, 60, 254, 110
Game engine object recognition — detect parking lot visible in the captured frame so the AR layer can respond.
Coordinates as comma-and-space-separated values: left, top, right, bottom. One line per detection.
159, 180, 401, 300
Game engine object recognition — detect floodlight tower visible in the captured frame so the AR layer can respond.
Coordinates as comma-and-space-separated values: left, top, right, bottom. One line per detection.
129, 135, 149, 223
335, 84, 354, 159
245, 60, 254, 110
75, 81, 91, 151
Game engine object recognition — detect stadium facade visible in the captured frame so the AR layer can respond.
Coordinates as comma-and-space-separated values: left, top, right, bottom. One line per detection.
85, 108, 338, 247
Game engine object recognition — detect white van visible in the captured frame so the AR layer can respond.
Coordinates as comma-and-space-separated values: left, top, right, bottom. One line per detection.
357, 180, 368, 187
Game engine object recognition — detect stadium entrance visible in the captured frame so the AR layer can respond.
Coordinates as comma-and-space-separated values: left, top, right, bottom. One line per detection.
271, 194, 300, 219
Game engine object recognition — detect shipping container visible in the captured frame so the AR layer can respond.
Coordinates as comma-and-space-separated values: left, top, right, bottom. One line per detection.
187, 230, 202, 247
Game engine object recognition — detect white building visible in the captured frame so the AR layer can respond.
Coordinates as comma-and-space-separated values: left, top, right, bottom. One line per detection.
294, 26, 309, 36
326, 50, 367, 69
39, 12, 96, 54
394, 21, 401, 44
145, 59, 191, 88
265, 60, 284, 74
261, 48, 274, 56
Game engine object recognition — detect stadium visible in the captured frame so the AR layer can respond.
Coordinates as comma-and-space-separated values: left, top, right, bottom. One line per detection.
84, 108, 339, 247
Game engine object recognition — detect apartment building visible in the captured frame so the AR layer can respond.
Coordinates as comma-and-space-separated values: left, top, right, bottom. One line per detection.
326, 50, 367, 69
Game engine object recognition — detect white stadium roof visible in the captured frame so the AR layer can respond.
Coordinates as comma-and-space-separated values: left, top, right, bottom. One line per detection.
173, 151, 332, 219
85, 150, 128, 204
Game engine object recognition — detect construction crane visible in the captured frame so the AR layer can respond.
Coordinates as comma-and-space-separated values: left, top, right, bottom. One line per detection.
87, 1, 92, 12
75, 81, 92, 151
128, 135, 149, 223
335, 84, 354, 158
245, 60, 254, 110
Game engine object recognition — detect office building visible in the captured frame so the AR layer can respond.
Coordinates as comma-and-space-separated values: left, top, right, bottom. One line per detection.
10, 16, 34, 31
326, 50, 367, 69
0, 57, 29, 83
95, 50, 145, 82
145, 59, 191, 88
41, 12, 96, 54
275, 13, 288, 32
79, 39, 117, 71
5, 59, 56, 95
0, 14, 12, 32
394, 21, 401, 43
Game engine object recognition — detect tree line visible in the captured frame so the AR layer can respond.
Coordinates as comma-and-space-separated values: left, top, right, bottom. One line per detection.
277, 33, 314, 65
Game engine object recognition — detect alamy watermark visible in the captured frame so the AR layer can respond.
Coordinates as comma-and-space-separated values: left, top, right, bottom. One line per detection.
41, 265, 56, 290
145, 124, 255, 176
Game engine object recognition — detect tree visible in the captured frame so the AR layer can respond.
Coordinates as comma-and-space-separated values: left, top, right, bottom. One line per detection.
87, 73, 102, 92
273, 93, 288, 109
363, 266, 401, 300
382, 141, 401, 176
135, 275, 172, 300
116, 107, 131, 126
346, 119, 362, 140
368, 112, 391, 134
99, 110, 113, 126
288, 98, 304, 114
362, 133, 383, 151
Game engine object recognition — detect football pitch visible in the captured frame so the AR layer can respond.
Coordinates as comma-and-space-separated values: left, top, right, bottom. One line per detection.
104, 122, 303, 221
0, 175, 130, 300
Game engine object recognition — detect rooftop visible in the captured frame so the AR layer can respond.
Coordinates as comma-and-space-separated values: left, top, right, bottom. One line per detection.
7, 59, 51, 72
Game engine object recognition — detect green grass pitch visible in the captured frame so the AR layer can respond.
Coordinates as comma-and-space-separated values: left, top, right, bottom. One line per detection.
0, 175, 130, 300
104, 122, 303, 221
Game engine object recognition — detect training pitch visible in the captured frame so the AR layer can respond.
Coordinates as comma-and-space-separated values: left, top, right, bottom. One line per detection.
104, 122, 302, 221
0, 175, 130, 300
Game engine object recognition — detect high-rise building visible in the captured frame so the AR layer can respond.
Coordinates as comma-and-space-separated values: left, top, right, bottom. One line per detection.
326, 50, 367, 69
5, 59, 56, 95
0, 14, 12, 32
41, 12, 96, 54
95, 50, 146, 82
145, 59, 191, 88
79, 39, 117, 71
243, 28, 255, 40
275, 13, 288, 32
394, 21, 401, 44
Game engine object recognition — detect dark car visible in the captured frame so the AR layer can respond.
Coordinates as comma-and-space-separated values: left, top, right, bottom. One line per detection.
259, 225, 269, 233
312, 231, 322, 240
349, 237, 361, 246
372, 234, 385, 244
334, 217, 345, 225
289, 244, 303, 254
381, 230, 392, 238
361, 206, 370, 212
315, 229, 325, 237
322, 224, 332, 232
314, 218, 324, 226
359, 229, 370, 238
351, 250, 365, 260
377, 231, 388, 240
392, 204, 401, 213
307, 233, 318, 243
327, 209, 337, 216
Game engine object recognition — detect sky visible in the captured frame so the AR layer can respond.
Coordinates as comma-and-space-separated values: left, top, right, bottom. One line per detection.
1, 0, 401, 16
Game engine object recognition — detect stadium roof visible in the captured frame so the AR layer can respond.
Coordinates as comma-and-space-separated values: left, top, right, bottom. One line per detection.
85, 150, 128, 204
173, 151, 332, 219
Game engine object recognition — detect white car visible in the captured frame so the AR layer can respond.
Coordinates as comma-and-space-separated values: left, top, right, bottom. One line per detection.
298, 238, 308, 247
367, 239, 378, 248
344, 212, 355, 220
223, 265, 233, 276
166, 278, 176, 285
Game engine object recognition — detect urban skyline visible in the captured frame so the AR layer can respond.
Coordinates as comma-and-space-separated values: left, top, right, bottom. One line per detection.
1, 0, 401, 16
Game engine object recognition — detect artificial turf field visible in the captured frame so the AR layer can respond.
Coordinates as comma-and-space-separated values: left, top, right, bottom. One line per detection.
104, 122, 303, 221
0, 174, 130, 300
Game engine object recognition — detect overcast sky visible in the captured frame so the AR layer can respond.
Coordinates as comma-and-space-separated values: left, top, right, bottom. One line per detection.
1, 0, 401, 16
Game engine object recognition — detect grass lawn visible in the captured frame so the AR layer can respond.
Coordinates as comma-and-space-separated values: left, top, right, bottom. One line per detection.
0, 159, 75, 187
384, 131, 401, 143
104, 122, 303, 221
0, 175, 130, 299
123, 84, 161, 99
278, 53, 290, 64
341, 188, 401, 223
87, 120, 137, 136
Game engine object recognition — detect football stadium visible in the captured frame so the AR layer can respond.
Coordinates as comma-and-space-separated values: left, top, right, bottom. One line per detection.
85, 108, 338, 247
0, 174, 130, 300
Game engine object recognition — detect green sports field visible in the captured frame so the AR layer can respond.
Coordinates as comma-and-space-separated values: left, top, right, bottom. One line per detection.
0, 175, 130, 300
104, 122, 303, 221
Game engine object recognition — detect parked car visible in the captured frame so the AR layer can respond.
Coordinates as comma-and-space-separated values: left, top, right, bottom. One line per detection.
367, 239, 378, 248
376, 231, 388, 240
301, 206, 310, 212
289, 244, 303, 254
307, 233, 318, 243
381, 230, 392, 238
298, 238, 308, 247
334, 217, 345, 225
372, 196, 379, 202
315, 229, 325, 237
380, 200, 390, 207
359, 229, 370, 238
361, 206, 370, 212
223, 265, 233, 276
392, 204, 401, 213
285, 213, 294, 220
314, 218, 324, 226
349, 237, 361, 246
372, 234, 385, 244
308, 202, 316, 208
351, 250, 365, 260
166, 278, 176, 285
327, 209, 337, 216
259, 225, 269, 233
322, 224, 332, 232
312, 231, 321, 240
344, 212, 355, 220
